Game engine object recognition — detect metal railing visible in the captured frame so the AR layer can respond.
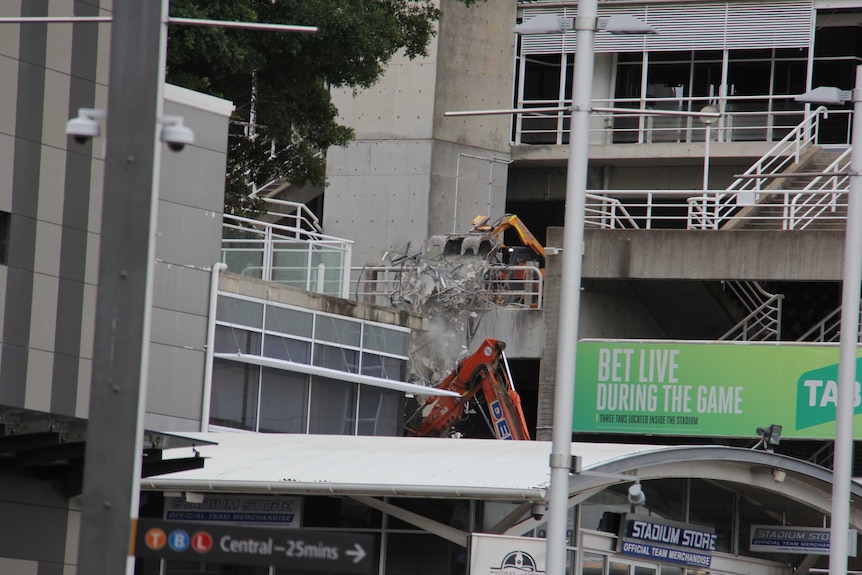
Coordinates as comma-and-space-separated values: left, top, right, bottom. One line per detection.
221, 199, 353, 297
718, 281, 783, 342
514, 93, 851, 147
350, 264, 544, 310
687, 106, 829, 230
797, 305, 862, 343
787, 147, 851, 230
583, 188, 853, 230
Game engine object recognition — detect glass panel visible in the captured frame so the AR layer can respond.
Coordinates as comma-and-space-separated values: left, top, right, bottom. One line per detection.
688, 478, 733, 553
583, 552, 606, 575
316, 315, 362, 346
264, 334, 311, 364
311, 247, 346, 296
210, 359, 259, 430
361, 352, 407, 380
313, 343, 359, 373
609, 561, 631, 575
727, 57, 772, 141
661, 566, 683, 575
265, 305, 313, 337
214, 325, 261, 355
309, 376, 357, 435
357, 387, 402, 436
641, 478, 685, 521
221, 229, 264, 280
635, 565, 656, 575
521, 53, 564, 145
270, 240, 310, 288
613, 60, 643, 143
216, 296, 263, 328
302, 495, 383, 529
645, 60, 690, 143
363, 324, 409, 355
259, 367, 309, 433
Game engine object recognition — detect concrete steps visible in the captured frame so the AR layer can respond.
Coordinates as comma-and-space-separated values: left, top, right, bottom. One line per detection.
733, 149, 846, 231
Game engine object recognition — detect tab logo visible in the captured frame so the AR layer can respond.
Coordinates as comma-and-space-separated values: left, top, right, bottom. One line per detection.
796, 358, 862, 430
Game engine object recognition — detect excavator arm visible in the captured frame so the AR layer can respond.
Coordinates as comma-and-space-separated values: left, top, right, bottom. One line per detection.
406, 339, 531, 440
489, 214, 546, 261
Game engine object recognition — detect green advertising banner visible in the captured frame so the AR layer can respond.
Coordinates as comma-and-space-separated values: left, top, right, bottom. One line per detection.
573, 341, 862, 439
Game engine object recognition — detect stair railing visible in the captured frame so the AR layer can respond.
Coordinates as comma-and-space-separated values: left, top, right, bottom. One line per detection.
584, 193, 640, 229
787, 147, 851, 230
687, 106, 829, 230
718, 281, 783, 341
796, 304, 862, 342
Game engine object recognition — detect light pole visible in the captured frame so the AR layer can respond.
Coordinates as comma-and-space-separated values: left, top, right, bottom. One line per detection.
512, 10, 655, 575
700, 104, 719, 193
796, 66, 862, 575
448, 13, 722, 575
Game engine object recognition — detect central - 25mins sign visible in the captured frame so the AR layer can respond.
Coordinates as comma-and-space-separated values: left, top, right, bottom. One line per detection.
133, 518, 374, 573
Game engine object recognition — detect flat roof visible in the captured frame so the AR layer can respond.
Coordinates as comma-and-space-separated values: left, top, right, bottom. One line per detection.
143, 433, 673, 501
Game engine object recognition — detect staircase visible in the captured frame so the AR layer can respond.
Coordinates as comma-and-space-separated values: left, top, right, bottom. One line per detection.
728, 148, 848, 230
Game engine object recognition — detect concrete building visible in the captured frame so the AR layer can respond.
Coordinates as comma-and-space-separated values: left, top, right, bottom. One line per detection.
323, 0, 861, 442
4, 0, 862, 574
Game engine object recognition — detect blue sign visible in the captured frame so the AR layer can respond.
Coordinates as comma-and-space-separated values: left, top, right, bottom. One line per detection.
619, 514, 716, 568
750, 525, 857, 556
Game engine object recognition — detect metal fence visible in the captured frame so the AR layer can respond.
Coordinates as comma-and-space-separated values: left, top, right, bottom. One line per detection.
221, 199, 353, 297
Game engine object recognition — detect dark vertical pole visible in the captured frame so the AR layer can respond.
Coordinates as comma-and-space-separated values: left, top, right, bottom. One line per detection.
76, 1, 167, 573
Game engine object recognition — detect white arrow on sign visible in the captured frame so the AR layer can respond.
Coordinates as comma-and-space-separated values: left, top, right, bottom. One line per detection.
346, 543, 366, 564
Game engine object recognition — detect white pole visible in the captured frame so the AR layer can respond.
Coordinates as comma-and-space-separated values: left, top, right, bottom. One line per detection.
703, 123, 711, 193
829, 63, 862, 575
545, 2, 597, 575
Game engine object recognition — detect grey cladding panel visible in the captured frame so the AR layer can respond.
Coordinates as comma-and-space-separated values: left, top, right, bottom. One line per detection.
164, 101, 231, 155
155, 200, 222, 267
151, 262, 212, 318
158, 145, 228, 212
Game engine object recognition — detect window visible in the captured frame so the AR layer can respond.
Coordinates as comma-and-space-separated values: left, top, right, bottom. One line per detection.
210, 359, 259, 430
309, 377, 357, 435
259, 368, 308, 433
211, 294, 410, 436
358, 387, 402, 436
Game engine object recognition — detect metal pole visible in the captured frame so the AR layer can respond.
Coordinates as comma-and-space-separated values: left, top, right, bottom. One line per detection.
703, 123, 711, 193
76, 1, 167, 574
545, 2, 597, 575
829, 63, 862, 575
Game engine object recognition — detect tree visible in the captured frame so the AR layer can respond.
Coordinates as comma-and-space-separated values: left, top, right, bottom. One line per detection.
167, 0, 484, 217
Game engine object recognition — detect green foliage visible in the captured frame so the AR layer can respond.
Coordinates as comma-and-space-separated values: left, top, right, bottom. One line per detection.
167, 0, 484, 218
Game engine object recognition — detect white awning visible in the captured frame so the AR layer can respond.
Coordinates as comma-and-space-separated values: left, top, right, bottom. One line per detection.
142, 433, 672, 501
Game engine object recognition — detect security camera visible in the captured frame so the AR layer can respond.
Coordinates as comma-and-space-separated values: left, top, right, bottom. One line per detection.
65, 108, 106, 144
531, 503, 547, 521
627, 483, 646, 506
160, 116, 195, 152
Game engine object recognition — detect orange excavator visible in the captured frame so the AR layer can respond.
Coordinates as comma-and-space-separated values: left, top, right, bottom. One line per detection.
406, 338, 531, 440
429, 214, 546, 271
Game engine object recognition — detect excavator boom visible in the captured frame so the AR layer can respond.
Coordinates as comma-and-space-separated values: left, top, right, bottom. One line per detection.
406, 339, 531, 440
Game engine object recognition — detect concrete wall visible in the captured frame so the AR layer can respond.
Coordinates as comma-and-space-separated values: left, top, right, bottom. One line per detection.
581, 229, 845, 281
536, 227, 664, 438
325, 0, 517, 266
218, 272, 427, 332
144, 86, 232, 433
469, 307, 545, 359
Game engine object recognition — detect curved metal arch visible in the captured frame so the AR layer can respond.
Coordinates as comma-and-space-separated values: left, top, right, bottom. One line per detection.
572, 446, 862, 522
505, 445, 862, 536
